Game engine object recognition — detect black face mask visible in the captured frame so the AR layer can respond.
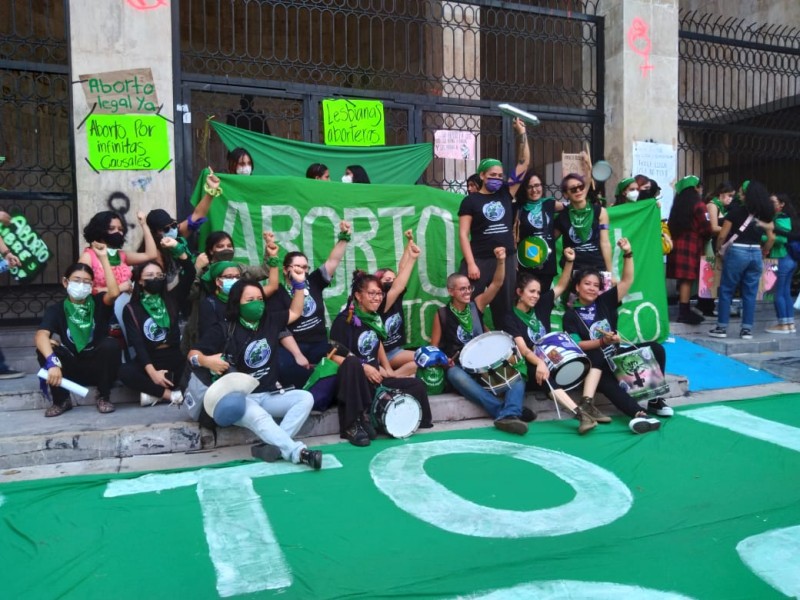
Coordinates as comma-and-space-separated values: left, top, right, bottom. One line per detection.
381, 282, 393, 293
213, 248, 235, 262
142, 278, 166, 295
638, 187, 654, 200
106, 232, 125, 249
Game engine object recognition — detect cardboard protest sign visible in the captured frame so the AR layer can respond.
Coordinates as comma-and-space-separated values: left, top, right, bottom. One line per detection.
0, 214, 50, 281
80, 68, 159, 114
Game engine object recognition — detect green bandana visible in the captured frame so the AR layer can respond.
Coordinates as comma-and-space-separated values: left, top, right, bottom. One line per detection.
63, 296, 95, 353
477, 158, 502, 173
354, 305, 387, 340
239, 300, 265, 330
140, 293, 170, 328
201, 260, 241, 289
168, 236, 192, 259
513, 305, 541, 338
568, 204, 594, 242
216, 290, 229, 304
448, 301, 473, 335
105, 248, 121, 266
523, 199, 544, 217
711, 197, 727, 217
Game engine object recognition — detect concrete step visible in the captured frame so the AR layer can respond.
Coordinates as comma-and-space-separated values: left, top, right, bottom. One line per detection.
671, 323, 800, 357
0, 374, 688, 469
0, 375, 140, 411
730, 349, 800, 382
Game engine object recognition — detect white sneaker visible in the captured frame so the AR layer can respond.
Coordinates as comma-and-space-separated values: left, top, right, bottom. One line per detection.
629, 416, 661, 434
169, 390, 184, 406
140, 392, 160, 407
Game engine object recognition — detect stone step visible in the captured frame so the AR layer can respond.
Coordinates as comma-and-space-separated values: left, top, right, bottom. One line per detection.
670, 324, 800, 356
0, 374, 688, 469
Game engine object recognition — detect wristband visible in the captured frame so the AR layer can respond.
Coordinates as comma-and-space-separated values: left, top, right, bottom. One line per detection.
623, 252, 633, 259
169, 238, 191, 259
598, 224, 609, 230
266, 255, 280, 268
187, 214, 208, 231
190, 354, 201, 368
45, 353, 62, 369
291, 280, 306, 292
338, 231, 352, 242
203, 182, 223, 198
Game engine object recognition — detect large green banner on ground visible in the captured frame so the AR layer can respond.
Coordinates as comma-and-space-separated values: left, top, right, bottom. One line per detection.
192, 175, 668, 346
211, 121, 432, 184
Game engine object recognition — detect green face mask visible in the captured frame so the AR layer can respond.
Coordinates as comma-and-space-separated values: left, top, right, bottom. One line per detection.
239, 299, 265, 324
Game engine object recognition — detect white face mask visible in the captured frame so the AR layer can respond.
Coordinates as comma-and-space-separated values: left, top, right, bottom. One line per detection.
626, 190, 640, 202
341, 175, 353, 184
236, 165, 252, 176
66, 281, 92, 301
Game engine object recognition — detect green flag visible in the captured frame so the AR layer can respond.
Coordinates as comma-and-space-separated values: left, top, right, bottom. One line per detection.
210, 121, 432, 184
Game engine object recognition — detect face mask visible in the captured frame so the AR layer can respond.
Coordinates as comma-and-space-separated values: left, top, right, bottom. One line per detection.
142, 278, 166, 295
341, 175, 353, 184
67, 281, 92, 301
638, 188, 653, 200
240, 299, 265, 323
626, 190, 640, 202
106, 232, 125, 249
163, 227, 178, 240
484, 178, 503, 193
220, 278, 239, 294
213, 248, 235, 262
236, 165, 252, 176
381, 281, 393, 293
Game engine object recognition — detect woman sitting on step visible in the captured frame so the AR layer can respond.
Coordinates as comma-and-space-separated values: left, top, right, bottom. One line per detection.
35, 246, 121, 417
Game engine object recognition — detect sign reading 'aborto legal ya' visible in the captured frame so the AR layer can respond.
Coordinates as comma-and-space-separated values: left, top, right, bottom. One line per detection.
80, 67, 160, 114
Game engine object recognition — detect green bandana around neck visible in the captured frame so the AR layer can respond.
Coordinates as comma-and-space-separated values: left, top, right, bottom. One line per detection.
216, 290, 229, 304
63, 295, 95, 353
568, 204, 594, 242
354, 304, 387, 340
513, 305, 541, 337
523, 198, 546, 216
448, 301, 473, 336
140, 293, 170, 329
712, 197, 727, 216
105, 248, 121, 266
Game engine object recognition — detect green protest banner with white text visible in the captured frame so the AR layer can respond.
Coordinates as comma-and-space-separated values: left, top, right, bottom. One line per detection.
192, 174, 669, 347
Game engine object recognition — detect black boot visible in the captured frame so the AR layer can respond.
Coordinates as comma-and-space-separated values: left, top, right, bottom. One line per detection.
299, 448, 323, 470
677, 302, 703, 325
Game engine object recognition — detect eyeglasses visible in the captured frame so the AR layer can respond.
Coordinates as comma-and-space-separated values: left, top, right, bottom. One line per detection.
365, 291, 384, 298
143, 274, 166, 281
455, 285, 474, 293
527, 184, 543, 190
67, 277, 92, 284
161, 222, 178, 233
218, 274, 239, 280
567, 184, 586, 194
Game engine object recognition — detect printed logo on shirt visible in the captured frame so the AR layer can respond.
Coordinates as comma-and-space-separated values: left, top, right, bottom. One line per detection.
357, 330, 379, 358
482, 201, 505, 222
527, 323, 545, 345
576, 304, 597, 324
65, 325, 96, 349
385, 313, 403, 336
456, 325, 473, 345
143, 317, 167, 343
301, 295, 317, 318
244, 338, 272, 369
527, 210, 544, 229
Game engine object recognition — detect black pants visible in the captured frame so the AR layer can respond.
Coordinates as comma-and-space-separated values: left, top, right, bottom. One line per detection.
460, 255, 515, 328
37, 337, 121, 406
118, 346, 186, 398
335, 356, 433, 432
585, 342, 666, 418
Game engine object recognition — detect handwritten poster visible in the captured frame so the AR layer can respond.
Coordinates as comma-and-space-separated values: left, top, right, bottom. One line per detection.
80, 68, 159, 114
433, 130, 475, 160
86, 114, 170, 171
561, 152, 590, 180
632, 141, 677, 218
0, 214, 50, 281
322, 99, 385, 147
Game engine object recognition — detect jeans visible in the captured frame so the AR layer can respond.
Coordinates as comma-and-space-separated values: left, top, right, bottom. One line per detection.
774, 255, 797, 323
717, 245, 763, 330
446, 365, 524, 420
234, 389, 313, 463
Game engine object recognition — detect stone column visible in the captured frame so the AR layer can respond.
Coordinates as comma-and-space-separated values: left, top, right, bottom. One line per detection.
69, 0, 175, 246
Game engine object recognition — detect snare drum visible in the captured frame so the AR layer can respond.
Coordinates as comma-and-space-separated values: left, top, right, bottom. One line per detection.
610, 347, 669, 402
533, 332, 590, 390
371, 387, 422, 439
459, 331, 522, 395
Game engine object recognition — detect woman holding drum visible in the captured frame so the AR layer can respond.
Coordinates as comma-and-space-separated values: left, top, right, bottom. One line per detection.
504, 247, 605, 434
563, 238, 672, 434
329, 271, 433, 447
514, 170, 564, 293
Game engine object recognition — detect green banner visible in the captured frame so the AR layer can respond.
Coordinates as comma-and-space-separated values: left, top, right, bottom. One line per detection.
322, 98, 385, 146
0, 214, 50, 281
86, 114, 170, 170
192, 175, 668, 347
210, 121, 431, 184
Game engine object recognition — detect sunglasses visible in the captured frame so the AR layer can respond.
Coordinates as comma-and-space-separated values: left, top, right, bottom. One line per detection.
567, 184, 586, 194
161, 222, 178, 233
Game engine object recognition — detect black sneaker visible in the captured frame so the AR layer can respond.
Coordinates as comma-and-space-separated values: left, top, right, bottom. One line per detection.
646, 398, 674, 417
251, 443, 281, 462
494, 416, 528, 435
0, 368, 24, 380
299, 448, 323, 470
361, 413, 378, 440
520, 407, 537, 423
677, 312, 704, 325
708, 326, 727, 338
341, 422, 371, 447
629, 416, 661, 434
740, 328, 753, 340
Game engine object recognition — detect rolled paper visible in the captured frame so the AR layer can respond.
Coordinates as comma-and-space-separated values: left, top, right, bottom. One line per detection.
498, 103, 541, 127
37, 368, 90, 398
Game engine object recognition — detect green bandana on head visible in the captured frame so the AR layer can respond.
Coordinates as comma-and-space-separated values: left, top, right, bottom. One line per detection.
63, 295, 95, 353
675, 175, 700, 196
477, 158, 502, 174
140, 293, 170, 329
354, 305, 387, 340
615, 177, 636, 197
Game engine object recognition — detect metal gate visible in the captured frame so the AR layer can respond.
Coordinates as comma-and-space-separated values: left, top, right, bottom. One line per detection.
678, 11, 800, 195
0, 0, 76, 325
173, 0, 604, 208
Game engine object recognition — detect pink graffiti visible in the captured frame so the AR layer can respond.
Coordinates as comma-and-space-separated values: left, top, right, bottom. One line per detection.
126, 0, 168, 10
627, 17, 654, 77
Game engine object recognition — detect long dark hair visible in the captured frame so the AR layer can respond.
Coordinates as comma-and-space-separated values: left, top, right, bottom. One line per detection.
346, 165, 371, 184
744, 181, 774, 222
83, 210, 127, 244
704, 181, 735, 204
667, 187, 703, 237
225, 279, 265, 322
205, 231, 234, 259
227, 148, 254, 174
514, 169, 547, 205
305, 163, 329, 179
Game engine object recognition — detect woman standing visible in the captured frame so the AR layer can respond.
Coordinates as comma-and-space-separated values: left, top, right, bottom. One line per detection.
666, 176, 711, 325
514, 170, 563, 292
227, 148, 254, 175
765, 193, 798, 334
35, 245, 121, 416
342, 165, 370, 184
119, 258, 195, 406
696, 182, 735, 317
459, 117, 529, 325
613, 177, 639, 206
306, 163, 330, 180
329, 271, 433, 446
709, 181, 775, 340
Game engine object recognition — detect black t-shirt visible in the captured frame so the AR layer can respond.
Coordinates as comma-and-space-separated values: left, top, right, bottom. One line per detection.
437, 301, 485, 359
329, 312, 382, 367
39, 294, 113, 355
267, 267, 330, 343
554, 203, 606, 271
517, 198, 558, 275
502, 289, 556, 348
459, 188, 516, 258
123, 301, 181, 366
724, 204, 763, 245
198, 295, 227, 340
379, 289, 406, 353
193, 309, 290, 393
562, 286, 620, 360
